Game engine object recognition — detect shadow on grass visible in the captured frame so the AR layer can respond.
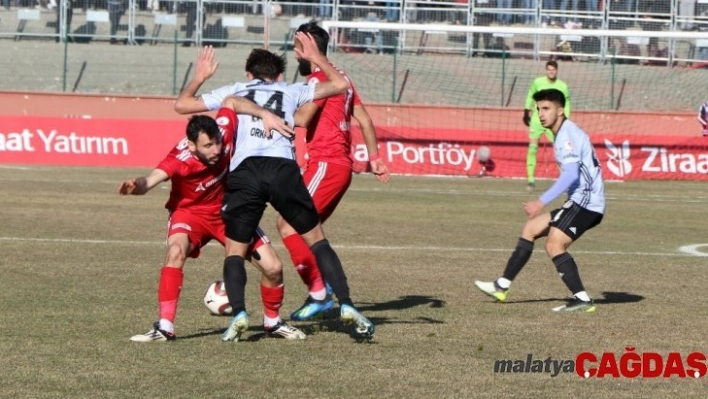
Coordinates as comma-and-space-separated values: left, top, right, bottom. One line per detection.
182, 295, 447, 343
594, 291, 645, 305
182, 324, 380, 344
507, 291, 644, 305
358, 295, 446, 312
292, 295, 447, 342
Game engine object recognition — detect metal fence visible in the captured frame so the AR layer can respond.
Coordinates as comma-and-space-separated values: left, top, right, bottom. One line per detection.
2, 0, 706, 50
1, 0, 707, 95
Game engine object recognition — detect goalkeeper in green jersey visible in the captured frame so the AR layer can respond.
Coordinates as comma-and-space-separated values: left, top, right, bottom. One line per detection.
523, 60, 570, 192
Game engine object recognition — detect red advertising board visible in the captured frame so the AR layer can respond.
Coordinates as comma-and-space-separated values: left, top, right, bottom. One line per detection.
1, 115, 707, 180
0, 117, 185, 168
344, 126, 708, 181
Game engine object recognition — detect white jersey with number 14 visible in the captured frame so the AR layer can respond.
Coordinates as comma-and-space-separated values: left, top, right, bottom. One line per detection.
202, 79, 315, 171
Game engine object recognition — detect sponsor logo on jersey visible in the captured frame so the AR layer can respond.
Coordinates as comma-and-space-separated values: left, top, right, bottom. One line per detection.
195, 168, 227, 192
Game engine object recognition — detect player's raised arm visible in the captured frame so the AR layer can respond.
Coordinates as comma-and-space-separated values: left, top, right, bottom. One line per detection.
174, 46, 220, 114
353, 104, 389, 183
294, 31, 349, 100
221, 96, 295, 138
118, 169, 169, 195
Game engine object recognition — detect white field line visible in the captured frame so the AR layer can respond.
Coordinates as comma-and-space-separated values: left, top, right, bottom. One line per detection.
0, 173, 705, 203
1, 236, 705, 257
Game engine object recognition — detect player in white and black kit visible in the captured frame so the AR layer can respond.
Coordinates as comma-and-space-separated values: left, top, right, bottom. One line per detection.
217, 32, 375, 341
474, 88, 605, 313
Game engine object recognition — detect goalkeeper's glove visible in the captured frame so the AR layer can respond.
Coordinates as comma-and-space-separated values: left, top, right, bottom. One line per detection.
523, 109, 531, 127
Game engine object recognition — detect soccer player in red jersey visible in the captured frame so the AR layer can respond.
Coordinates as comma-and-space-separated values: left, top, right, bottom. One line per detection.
283, 22, 390, 320
121, 113, 305, 342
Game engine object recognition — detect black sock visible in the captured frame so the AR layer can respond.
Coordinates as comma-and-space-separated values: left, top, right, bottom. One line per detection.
552, 252, 586, 296
502, 238, 534, 281
223, 255, 247, 314
310, 239, 352, 306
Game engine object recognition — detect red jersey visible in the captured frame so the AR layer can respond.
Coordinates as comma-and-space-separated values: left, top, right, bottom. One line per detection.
304, 64, 362, 168
156, 108, 238, 215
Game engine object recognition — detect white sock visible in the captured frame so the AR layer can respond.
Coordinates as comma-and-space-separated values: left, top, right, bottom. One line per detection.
158, 319, 174, 333
263, 315, 281, 328
496, 277, 511, 289
310, 288, 327, 301
574, 291, 591, 302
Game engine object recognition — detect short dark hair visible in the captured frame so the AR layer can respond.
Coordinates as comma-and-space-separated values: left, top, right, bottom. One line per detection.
546, 60, 558, 69
532, 88, 566, 108
296, 22, 329, 55
186, 115, 220, 143
245, 49, 287, 81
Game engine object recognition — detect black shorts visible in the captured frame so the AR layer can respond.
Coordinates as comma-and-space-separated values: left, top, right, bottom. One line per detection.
222, 156, 320, 243
549, 200, 603, 241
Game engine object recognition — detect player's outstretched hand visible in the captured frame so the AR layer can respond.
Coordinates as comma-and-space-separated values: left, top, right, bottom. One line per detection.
262, 112, 295, 139
294, 32, 323, 63
522, 109, 531, 127
195, 45, 219, 83
118, 179, 138, 195
370, 159, 390, 183
118, 177, 149, 195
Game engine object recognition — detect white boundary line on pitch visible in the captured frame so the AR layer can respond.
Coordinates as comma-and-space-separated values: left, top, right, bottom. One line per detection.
347, 187, 708, 203
2, 167, 708, 202
1, 236, 705, 257
1, 176, 706, 202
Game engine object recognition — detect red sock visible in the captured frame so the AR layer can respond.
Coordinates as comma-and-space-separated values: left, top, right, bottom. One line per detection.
260, 284, 284, 320
158, 266, 183, 323
282, 234, 325, 293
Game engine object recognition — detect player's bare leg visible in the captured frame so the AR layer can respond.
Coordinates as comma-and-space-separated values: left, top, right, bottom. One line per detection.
249, 243, 306, 340
130, 233, 191, 342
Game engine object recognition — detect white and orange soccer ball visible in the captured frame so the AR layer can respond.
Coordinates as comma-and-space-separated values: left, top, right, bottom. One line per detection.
203, 280, 232, 316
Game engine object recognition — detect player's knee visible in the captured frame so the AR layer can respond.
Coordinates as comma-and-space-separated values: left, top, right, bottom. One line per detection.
544, 239, 566, 258
259, 257, 283, 282
301, 225, 326, 247
520, 229, 539, 243
166, 243, 188, 266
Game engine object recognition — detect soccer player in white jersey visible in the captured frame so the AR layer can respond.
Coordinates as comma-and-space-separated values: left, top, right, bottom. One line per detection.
216, 32, 376, 341
474, 88, 605, 313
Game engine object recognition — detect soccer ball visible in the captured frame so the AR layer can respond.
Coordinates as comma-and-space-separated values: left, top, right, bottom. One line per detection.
203, 280, 232, 316
477, 146, 491, 163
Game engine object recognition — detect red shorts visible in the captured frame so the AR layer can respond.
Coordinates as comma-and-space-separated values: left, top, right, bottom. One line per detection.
167, 209, 268, 258
303, 161, 352, 222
